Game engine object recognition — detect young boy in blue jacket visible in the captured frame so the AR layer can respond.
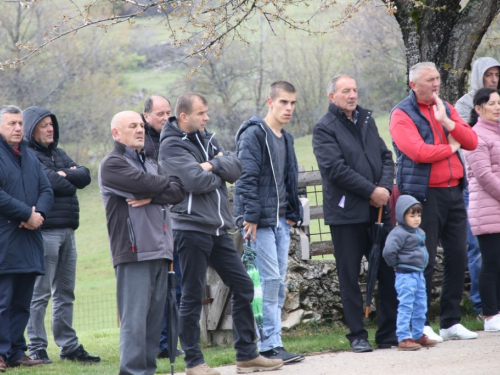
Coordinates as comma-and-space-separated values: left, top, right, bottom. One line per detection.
383, 195, 439, 351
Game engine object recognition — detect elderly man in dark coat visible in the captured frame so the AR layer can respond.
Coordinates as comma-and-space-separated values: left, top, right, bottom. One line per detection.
0, 105, 53, 371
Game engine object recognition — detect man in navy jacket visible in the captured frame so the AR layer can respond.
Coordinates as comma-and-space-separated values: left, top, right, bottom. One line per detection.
0, 105, 53, 370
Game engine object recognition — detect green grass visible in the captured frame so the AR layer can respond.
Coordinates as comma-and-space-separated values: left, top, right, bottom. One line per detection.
11, 317, 483, 374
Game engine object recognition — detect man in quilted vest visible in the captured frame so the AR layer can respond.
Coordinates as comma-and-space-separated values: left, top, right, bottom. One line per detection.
390, 62, 478, 342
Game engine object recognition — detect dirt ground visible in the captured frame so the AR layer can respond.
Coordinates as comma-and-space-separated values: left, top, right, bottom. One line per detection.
176, 330, 498, 375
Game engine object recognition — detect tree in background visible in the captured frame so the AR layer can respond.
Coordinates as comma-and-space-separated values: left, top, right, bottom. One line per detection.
2, 0, 500, 103
0, 1, 136, 167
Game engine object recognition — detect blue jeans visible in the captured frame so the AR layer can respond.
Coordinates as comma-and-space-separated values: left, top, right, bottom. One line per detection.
27, 228, 79, 355
463, 188, 482, 313
158, 248, 182, 353
395, 272, 427, 342
244, 217, 290, 352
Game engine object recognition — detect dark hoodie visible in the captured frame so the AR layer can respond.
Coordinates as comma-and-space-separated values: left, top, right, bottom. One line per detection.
23, 106, 91, 230
158, 117, 241, 235
383, 195, 428, 272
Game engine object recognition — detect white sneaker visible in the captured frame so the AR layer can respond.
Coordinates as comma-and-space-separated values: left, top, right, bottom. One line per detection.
423, 325, 443, 343
484, 314, 500, 332
439, 323, 478, 340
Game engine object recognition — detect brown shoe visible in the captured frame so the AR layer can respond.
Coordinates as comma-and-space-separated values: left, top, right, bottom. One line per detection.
7, 355, 42, 367
237, 355, 284, 373
415, 334, 438, 347
0, 356, 6, 372
398, 339, 421, 351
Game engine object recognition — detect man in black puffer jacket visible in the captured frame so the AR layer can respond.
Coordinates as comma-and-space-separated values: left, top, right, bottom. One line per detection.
23, 107, 100, 364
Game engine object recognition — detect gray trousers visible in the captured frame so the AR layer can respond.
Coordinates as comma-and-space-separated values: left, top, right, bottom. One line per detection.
116, 260, 168, 375
27, 228, 79, 355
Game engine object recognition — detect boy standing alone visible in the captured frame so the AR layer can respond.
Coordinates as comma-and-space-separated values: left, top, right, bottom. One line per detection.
383, 195, 439, 351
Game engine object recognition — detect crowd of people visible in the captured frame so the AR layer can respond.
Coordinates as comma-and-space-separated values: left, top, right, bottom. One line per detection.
0, 58, 498, 374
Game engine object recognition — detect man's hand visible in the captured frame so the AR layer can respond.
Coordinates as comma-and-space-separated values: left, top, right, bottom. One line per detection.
126, 198, 152, 207
433, 93, 455, 131
20, 207, 44, 230
200, 162, 213, 171
243, 221, 258, 242
286, 219, 296, 227
448, 134, 461, 153
57, 170, 67, 177
370, 187, 390, 208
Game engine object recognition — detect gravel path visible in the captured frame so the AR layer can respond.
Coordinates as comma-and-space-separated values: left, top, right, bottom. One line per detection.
175, 330, 498, 375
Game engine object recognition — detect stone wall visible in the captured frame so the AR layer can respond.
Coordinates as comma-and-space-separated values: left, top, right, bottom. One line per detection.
281, 231, 447, 330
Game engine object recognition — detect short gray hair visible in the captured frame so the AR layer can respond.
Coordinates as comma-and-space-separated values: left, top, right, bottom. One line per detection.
0, 105, 22, 124
409, 62, 438, 83
326, 74, 354, 95
143, 95, 170, 114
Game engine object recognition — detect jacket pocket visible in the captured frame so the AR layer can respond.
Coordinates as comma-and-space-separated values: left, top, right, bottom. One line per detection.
126, 218, 136, 253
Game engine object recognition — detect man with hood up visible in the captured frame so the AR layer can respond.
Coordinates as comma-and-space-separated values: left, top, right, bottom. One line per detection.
455, 57, 500, 319
158, 92, 283, 375
22, 107, 100, 364
455, 57, 500, 123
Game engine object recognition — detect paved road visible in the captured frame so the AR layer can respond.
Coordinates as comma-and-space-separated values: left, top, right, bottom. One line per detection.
175, 330, 498, 375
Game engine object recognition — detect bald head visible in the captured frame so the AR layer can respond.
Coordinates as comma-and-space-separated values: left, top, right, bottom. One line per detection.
111, 111, 145, 151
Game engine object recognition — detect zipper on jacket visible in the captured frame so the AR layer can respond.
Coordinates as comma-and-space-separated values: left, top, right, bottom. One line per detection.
187, 193, 193, 214
195, 132, 225, 232
126, 218, 136, 253
427, 106, 454, 185
259, 123, 280, 227
415, 228, 427, 269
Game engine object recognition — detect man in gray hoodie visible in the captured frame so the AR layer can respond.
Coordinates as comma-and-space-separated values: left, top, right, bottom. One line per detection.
455, 57, 500, 319
455, 57, 500, 122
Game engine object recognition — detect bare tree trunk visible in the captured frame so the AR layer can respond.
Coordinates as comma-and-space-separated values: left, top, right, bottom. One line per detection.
390, 0, 500, 102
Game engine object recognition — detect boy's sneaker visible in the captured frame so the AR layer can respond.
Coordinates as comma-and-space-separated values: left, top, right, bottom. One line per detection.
236, 355, 283, 373
484, 314, 500, 332
397, 339, 421, 351
259, 347, 303, 364
29, 349, 52, 364
186, 363, 220, 375
60, 345, 101, 362
423, 325, 443, 343
415, 334, 438, 347
439, 323, 478, 340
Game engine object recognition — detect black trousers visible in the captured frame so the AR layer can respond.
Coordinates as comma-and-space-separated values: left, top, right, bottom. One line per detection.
0, 273, 37, 364
419, 186, 468, 329
174, 230, 258, 368
477, 233, 500, 316
330, 211, 397, 344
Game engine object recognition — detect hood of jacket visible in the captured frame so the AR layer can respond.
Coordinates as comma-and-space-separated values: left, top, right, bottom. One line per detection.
471, 57, 500, 92
235, 116, 268, 144
395, 194, 422, 228
23, 106, 60, 150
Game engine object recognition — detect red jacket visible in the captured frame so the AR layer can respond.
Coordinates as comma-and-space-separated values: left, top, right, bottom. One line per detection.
390, 99, 477, 188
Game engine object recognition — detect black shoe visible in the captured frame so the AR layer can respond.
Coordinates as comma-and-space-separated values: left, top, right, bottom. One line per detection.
60, 345, 100, 363
158, 348, 184, 359
376, 335, 399, 349
29, 349, 52, 364
157, 348, 169, 359
260, 347, 303, 364
350, 338, 373, 353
